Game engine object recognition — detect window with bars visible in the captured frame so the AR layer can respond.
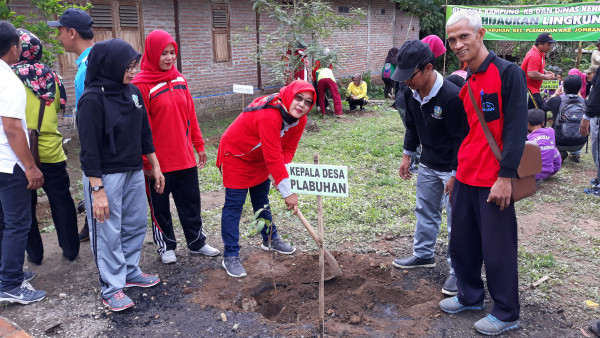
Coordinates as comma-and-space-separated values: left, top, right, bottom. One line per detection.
212, 5, 231, 63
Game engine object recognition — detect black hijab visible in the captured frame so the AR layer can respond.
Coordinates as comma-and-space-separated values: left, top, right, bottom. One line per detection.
80, 39, 141, 154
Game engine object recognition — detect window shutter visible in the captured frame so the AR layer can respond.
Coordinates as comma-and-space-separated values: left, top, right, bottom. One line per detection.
90, 4, 112, 28
119, 5, 139, 28
212, 5, 231, 63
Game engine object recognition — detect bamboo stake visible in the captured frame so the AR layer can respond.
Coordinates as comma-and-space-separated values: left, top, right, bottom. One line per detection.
314, 152, 325, 338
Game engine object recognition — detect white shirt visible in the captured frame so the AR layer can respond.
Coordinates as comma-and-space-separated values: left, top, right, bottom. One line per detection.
0, 59, 28, 173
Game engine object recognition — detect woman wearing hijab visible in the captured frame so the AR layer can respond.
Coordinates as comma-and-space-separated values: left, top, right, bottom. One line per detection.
346, 73, 369, 111
11, 29, 79, 266
568, 68, 587, 98
217, 80, 315, 278
77, 38, 165, 311
382, 47, 399, 99
132, 30, 219, 265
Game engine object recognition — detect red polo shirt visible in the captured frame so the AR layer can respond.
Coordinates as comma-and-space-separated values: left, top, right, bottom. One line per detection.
521, 46, 545, 94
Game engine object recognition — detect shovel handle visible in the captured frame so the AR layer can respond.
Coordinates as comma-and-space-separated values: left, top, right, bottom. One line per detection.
296, 209, 321, 245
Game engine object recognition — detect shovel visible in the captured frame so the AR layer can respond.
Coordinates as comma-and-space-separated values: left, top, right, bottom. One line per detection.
296, 209, 342, 281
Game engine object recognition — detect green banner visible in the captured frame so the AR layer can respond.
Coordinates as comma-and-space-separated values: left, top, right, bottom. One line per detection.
541, 80, 560, 90
447, 3, 600, 41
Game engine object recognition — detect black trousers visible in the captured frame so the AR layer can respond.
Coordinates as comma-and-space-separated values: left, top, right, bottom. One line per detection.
346, 97, 367, 110
383, 78, 395, 98
528, 91, 544, 110
27, 161, 79, 263
146, 166, 206, 253
449, 179, 520, 322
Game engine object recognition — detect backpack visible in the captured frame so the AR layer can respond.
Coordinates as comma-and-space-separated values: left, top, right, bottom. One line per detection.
382, 63, 393, 79
555, 94, 587, 146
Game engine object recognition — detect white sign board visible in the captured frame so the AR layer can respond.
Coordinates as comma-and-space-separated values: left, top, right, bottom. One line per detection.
233, 84, 254, 94
286, 164, 348, 197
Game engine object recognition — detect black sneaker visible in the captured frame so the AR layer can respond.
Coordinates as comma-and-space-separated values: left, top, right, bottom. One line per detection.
570, 154, 581, 163
392, 255, 435, 269
442, 274, 458, 296
591, 178, 600, 187
78, 218, 89, 242
588, 319, 600, 337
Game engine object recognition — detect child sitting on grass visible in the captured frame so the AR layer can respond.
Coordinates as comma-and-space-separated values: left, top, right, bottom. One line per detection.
527, 108, 561, 182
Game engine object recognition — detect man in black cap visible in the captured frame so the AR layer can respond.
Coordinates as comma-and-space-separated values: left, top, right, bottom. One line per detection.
48, 8, 94, 241
390, 39, 467, 296
521, 32, 556, 109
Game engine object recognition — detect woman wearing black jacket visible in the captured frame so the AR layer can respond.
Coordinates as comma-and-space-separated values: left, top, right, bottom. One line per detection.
77, 39, 165, 312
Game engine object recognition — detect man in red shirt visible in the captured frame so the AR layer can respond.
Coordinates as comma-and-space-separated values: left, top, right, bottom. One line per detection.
521, 33, 556, 109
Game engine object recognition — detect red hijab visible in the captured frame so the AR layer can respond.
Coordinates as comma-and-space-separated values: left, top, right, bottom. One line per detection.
278, 80, 316, 112
133, 30, 182, 84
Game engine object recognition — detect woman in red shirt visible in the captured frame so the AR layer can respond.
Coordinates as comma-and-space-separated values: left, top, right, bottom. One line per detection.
133, 30, 219, 265
217, 80, 315, 277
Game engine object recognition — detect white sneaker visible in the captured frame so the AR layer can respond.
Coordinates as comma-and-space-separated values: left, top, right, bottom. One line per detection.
161, 250, 177, 264
189, 243, 221, 257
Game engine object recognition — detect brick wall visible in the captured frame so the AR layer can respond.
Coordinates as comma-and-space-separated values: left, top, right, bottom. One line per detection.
9, 0, 420, 119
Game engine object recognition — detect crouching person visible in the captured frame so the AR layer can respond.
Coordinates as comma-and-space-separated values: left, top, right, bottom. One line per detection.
527, 109, 561, 182
216, 80, 315, 278
77, 39, 165, 311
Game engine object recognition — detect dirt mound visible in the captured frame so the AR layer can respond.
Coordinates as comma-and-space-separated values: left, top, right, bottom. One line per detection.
192, 251, 442, 336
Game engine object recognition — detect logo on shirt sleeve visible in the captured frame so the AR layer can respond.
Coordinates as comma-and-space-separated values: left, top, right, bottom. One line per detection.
132, 94, 142, 108
431, 106, 443, 119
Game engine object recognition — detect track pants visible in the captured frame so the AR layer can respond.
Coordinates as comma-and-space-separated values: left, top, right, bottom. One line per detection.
146, 167, 206, 254
84, 170, 147, 299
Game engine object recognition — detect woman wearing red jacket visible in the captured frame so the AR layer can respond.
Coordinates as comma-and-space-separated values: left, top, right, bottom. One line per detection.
217, 80, 315, 277
132, 30, 219, 264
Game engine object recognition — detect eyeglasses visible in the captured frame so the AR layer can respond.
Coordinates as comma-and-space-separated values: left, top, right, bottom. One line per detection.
294, 94, 313, 106
126, 62, 139, 73
404, 68, 422, 82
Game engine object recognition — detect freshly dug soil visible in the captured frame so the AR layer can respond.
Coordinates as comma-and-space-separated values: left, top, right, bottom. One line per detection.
193, 251, 444, 337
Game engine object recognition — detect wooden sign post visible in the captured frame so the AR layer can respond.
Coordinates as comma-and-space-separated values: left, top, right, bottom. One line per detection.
287, 156, 348, 337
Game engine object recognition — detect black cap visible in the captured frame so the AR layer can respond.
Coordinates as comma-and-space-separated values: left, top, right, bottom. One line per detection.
535, 33, 556, 44
47, 8, 93, 31
391, 40, 435, 82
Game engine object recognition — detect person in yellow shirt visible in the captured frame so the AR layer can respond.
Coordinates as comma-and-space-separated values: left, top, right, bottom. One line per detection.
11, 29, 79, 265
346, 73, 369, 110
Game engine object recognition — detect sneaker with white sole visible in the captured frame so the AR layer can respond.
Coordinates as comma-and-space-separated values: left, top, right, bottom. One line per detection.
473, 314, 519, 335
189, 243, 220, 257
103, 290, 134, 311
0, 281, 46, 305
261, 236, 296, 254
441, 274, 458, 296
439, 296, 484, 314
222, 256, 247, 278
161, 250, 177, 264
125, 273, 160, 288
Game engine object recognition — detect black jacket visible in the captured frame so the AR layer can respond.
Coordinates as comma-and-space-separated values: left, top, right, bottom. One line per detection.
404, 77, 468, 172
586, 67, 600, 118
77, 84, 154, 177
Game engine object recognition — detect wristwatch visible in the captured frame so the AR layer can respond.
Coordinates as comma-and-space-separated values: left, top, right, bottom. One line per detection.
92, 185, 104, 192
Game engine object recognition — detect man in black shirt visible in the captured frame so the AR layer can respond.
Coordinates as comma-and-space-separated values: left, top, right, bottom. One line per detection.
390, 40, 467, 296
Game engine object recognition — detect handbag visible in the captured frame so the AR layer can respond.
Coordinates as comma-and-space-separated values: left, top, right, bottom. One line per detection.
28, 98, 46, 169
467, 81, 542, 202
